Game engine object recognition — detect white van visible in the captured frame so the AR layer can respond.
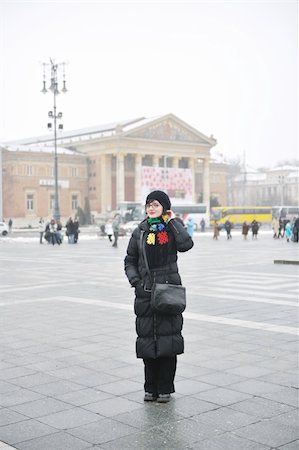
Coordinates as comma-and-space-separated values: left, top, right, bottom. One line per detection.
0, 222, 8, 236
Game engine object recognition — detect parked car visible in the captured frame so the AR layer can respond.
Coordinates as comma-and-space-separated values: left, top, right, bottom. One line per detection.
119, 221, 140, 236
0, 222, 8, 236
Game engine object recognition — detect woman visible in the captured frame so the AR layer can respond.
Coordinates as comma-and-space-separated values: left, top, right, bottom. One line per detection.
38, 217, 45, 244
124, 190, 193, 403
242, 221, 250, 240
213, 221, 220, 240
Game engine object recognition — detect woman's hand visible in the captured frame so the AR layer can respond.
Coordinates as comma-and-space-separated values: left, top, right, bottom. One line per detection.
166, 210, 175, 220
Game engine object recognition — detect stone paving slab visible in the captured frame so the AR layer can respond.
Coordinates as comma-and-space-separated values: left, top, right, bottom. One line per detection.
0, 233, 298, 449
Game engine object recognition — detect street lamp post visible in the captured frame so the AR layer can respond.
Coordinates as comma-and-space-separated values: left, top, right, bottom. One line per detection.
41, 59, 67, 220
278, 175, 285, 205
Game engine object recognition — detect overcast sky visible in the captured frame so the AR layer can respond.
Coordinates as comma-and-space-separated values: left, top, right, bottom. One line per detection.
0, 0, 297, 168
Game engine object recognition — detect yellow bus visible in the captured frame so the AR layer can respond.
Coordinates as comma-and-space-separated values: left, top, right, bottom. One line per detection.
210, 206, 272, 227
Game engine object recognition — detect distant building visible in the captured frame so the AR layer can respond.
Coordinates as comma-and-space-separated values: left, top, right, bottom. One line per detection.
1, 114, 217, 223
0, 144, 88, 225
232, 165, 299, 206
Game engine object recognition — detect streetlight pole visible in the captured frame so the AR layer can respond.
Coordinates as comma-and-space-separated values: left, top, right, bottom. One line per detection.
41, 59, 67, 220
279, 175, 284, 205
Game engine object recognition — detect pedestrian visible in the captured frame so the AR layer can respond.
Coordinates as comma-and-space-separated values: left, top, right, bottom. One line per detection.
185, 216, 194, 238
105, 219, 113, 242
38, 217, 45, 244
48, 219, 60, 245
278, 217, 285, 238
251, 219, 260, 240
285, 221, 292, 243
66, 218, 75, 244
112, 214, 120, 247
293, 217, 299, 243
224, 219, 232, 240
213, 221, 220, 240
242, 221, 250, 240
272, 217, 279, 239
124, 190, 193, 403
74, 218, 80, 243
8, 218, 13, 233
200, 217, 206, 232
56, 220, 63, 244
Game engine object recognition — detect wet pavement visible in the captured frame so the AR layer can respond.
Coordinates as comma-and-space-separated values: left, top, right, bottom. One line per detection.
0, 230, 298, 449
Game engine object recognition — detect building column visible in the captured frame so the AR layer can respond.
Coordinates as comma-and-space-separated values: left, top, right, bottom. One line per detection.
189, 158, 196, 202
135, 153, 142, 203
152, 155, 160, 167
116, 152, 125, 205
172, 157, 179, 168
203, 157, 210, 215
100, 154, 112, 212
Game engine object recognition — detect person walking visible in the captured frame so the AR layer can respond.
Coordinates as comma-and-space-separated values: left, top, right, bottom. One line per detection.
112, 214, 120, 247
74, 218, 80, 243
278, 217, 285, 239
272, 217, 279, 239
285, 221, 292, 243
105, 219, 113, 242
242, 221, 250, 240
213, 221, 220, 240
293, 217, 299, 243
66, 218, 75, 244
251, 219, 260, 240
38, 217, 45, 244
8, 218, 13, 233
224, 219, 232, 240
186, 216, 194, 238
48, 219, 60, 245
200, 218, 206, 232
124, 190, 193, 403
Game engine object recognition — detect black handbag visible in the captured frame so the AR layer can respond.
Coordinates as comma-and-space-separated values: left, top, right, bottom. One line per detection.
140, 231, 186, 315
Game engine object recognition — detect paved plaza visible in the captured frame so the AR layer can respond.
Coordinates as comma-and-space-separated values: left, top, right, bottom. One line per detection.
0, 230, 298, 449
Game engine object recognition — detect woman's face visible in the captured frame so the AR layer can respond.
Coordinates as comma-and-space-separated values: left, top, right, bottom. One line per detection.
146, 200, 163, 218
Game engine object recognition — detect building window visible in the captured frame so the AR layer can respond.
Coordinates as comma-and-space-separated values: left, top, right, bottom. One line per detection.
71, 167, 78, 177
179, 158, 189, 169
26, 194, 34, 210
142, 155, 153, 166
72, 194, 78, 210
26, 165, 33, 176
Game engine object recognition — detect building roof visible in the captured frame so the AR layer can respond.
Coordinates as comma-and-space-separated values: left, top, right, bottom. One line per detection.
4, 114, 216, 148
235, 172, 266, 182
4, 118, 145, 146
1, 143, 82, 155
269, 165, 299, 172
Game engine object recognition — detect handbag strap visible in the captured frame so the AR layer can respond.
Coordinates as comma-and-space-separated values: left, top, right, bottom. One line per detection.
140, 231, 152, 284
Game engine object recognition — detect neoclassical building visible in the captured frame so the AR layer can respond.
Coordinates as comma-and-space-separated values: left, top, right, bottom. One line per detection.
1, 114, 218, 223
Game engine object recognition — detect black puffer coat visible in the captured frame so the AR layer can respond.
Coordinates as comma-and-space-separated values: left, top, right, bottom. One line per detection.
124, 218, 193, 359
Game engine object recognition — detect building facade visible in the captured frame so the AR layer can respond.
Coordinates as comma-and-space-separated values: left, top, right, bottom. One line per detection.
1, 145, 88, 224
2, 114, 217, 223
232, 166, 299, 206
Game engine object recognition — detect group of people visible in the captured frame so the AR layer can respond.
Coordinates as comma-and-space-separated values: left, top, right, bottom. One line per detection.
39, 217, 80, 245
272, 216, 299, 242
213, 219, 261, 240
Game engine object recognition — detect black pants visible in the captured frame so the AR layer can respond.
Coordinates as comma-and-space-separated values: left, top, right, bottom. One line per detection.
112, 231, 118, 247
143, 356, 177, 395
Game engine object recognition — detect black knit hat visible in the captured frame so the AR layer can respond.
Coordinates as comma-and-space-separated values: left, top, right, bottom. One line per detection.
146, 190, 171, 211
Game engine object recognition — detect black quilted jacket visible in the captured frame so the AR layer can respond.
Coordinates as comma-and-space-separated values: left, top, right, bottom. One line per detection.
124, 218, 193, 359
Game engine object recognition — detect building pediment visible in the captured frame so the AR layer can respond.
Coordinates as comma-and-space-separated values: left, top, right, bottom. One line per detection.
123, 114, 216, 146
